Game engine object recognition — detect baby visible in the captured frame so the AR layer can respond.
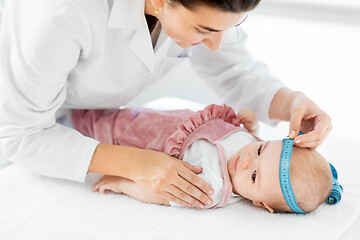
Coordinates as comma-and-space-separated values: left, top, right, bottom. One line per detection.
72, 104, 336, 213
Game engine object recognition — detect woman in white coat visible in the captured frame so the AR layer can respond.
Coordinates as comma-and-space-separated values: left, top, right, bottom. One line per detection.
0, 0, 331, 209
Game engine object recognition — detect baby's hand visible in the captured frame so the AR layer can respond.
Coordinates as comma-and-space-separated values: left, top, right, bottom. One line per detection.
237, 109, 259, 135
92, 175, 125, 194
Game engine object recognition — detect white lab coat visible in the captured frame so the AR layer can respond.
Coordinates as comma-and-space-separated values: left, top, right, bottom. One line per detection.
0, 0, 284, 182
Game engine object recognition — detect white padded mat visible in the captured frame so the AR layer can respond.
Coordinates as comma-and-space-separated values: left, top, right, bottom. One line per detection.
0, 99, 359, 240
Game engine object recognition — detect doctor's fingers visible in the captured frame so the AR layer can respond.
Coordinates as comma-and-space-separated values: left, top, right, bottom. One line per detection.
294, 123, 332, 149
166, 161, 213, 209
162, 185, 204, 209
169, 174, 214, 209
288, 107, 308, 139
176, 159, 214, 196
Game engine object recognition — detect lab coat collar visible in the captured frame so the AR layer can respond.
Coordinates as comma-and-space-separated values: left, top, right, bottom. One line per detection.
154, 30, 172, 60
108, 0, 155, 73
108, 0, 145, 29
128, 26, 155, 73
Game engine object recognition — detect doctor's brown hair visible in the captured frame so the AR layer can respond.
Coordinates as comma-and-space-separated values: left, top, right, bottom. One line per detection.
168, 0, 261, 12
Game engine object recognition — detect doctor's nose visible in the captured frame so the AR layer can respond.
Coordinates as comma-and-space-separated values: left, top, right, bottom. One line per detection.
241, 154, 254, 169
202, 32, 223, 51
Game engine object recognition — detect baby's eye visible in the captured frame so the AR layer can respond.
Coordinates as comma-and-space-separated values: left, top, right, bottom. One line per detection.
252, 170, 257, 183
257, 145, 262, 156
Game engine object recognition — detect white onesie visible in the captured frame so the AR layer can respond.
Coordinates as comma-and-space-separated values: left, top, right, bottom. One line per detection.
170, 130, 257, 208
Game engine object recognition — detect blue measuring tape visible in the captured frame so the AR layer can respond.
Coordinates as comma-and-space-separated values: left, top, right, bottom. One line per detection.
279, 137, 307, 213
326, 163, 343, 205
279, 132, 343, 213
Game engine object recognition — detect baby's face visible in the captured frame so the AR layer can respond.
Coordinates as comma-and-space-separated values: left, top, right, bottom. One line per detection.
227, 140, 284, 212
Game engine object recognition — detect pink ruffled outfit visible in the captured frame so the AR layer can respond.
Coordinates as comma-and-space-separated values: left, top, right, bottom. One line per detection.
72, 104, 250, 208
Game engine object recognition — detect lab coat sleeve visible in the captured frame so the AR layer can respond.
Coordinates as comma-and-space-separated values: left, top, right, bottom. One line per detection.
189, 27, 285, 125
0, 0, 99, 182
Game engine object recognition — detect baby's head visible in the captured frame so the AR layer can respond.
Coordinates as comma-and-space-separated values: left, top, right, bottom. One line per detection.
227, 140, 333, 213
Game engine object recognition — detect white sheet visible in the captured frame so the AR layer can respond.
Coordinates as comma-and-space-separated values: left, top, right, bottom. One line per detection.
0, 98, 359, 240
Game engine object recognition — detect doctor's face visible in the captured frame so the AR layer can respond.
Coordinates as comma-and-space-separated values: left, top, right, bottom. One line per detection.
158, 2, 247, 51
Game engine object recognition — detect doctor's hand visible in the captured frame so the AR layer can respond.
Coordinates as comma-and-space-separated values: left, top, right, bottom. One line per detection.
132, 149, 214, 209
270, 88, 332, 149
287, 92, 332, 149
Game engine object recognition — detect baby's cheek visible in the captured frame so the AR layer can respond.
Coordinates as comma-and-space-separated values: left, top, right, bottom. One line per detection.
233, 177, 244, 195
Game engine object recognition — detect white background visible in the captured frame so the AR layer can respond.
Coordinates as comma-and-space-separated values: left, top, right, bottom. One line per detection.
129, 1, 360, 141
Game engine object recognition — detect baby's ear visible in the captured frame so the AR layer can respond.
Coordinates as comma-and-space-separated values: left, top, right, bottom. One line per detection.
252, 201, 275, 213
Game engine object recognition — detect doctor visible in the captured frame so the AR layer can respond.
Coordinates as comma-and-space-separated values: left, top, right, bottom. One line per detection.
0, 0, 331, 209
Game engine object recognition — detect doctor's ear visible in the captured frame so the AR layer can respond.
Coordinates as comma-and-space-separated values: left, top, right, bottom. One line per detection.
252, 200, 275, 213
151, 0, 165, 9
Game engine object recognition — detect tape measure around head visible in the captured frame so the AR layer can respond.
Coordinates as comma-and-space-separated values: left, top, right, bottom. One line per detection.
279, 132, 343, 213
279, 138, 307, 214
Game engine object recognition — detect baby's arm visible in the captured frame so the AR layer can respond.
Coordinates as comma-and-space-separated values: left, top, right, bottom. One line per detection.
93, 176, 170, 206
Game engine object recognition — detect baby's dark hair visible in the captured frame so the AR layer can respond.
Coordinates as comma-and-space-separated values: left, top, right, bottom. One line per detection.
269, 146, 333, 213
168, 0, 261, 12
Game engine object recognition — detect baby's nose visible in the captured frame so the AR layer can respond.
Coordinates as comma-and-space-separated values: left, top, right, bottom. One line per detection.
242, 154, 253, 169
